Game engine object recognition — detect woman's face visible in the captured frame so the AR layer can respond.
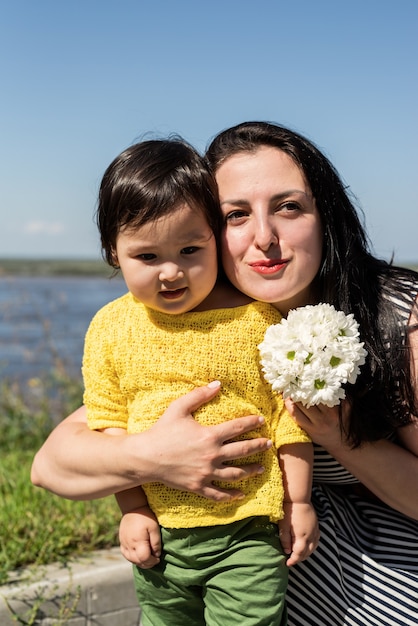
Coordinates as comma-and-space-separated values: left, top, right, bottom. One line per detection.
216, 146, 323, 316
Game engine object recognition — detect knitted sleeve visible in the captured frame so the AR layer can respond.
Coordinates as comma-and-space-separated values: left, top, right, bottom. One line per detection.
274, 400, 311, 448
82, 308, 128, 431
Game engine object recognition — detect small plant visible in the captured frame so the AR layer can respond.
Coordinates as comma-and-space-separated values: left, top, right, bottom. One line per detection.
0, 369, 83, 454
0, 369, 120, 585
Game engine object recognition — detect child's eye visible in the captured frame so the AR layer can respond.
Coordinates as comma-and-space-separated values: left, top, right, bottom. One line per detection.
181, 246, 199, 255
137, 253, 156, 261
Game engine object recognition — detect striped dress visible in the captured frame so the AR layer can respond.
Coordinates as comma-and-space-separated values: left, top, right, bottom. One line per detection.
286, 273, 418, 626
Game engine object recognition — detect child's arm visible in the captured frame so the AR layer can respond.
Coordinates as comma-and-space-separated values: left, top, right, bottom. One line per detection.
116, 486, 162, 568
104, 428, 162, 569
278, 442, 319, 566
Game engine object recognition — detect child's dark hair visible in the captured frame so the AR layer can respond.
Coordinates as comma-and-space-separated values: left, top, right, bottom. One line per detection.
97, 137, 222, 267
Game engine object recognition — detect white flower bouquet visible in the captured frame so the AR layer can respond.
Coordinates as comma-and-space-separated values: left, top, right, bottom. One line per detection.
258, 303, 367, 407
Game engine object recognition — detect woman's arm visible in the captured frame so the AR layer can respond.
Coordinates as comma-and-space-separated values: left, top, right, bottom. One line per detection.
285, 304, 418, 520
286, 407, 418, 520
31, 382, 272, 501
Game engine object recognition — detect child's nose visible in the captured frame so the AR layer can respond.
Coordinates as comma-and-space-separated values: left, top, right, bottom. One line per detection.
159, 263, 184, 282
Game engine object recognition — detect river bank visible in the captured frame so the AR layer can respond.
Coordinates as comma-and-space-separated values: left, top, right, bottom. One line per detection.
1, 257, 417, 277
0, 258, 112, 277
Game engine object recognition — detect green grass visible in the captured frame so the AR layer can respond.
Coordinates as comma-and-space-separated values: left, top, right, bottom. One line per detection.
0, 371, 120, 586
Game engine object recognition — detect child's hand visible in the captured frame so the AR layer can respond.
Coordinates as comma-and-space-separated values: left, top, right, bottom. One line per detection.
278, 502, 319, 566
119, 506, 162, 568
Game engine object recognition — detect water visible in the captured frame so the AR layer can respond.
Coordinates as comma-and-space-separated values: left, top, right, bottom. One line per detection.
0, 275, 127, 382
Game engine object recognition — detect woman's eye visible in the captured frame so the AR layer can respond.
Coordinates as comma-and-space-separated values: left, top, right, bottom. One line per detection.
278, 201, 300, 213
224, 210, 248, 222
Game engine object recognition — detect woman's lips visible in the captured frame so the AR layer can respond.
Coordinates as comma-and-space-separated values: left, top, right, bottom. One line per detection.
160, 288, 187, 299
249, 259, 287, 275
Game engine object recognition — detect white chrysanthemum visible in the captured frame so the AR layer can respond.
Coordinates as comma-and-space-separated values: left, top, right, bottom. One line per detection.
258, 303, 367, 407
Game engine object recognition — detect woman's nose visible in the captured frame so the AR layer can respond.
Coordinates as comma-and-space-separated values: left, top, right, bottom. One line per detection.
254, 218, 279, 251
159, 263, 184, 282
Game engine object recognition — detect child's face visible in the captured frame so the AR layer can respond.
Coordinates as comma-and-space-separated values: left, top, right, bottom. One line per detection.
114, 203, 218, 314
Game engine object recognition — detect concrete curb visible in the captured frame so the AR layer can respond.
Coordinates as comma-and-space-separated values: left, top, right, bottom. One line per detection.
0, 548, 142, 625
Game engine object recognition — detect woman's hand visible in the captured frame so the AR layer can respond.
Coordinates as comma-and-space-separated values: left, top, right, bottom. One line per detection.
136, 381, 272, 501
31, 382, 272, 501
284, 398, 349, 452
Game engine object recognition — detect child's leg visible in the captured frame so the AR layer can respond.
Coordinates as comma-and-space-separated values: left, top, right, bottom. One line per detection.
203, 517, 288, 626
133, 519, 287, 626
133, 558, 205, 626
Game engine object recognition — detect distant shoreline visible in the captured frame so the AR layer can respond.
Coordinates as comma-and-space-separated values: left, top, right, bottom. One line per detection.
1, 257, 417, 277
0, 258, 115, 277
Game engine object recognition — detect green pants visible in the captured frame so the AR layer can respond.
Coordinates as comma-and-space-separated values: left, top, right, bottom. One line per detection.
133, 516, 288, 626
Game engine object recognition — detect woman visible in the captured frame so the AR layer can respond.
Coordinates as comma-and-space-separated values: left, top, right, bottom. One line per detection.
32, 122, 418, 625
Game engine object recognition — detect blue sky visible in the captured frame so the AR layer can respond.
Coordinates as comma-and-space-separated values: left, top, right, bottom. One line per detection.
1, 0, 417, 263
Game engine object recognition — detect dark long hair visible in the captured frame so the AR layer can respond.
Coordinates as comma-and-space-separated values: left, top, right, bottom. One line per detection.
97, 137, 222, 267
206, 121, 418, 446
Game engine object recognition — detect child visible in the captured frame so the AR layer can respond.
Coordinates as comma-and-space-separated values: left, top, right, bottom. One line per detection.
83, 138, 318, 625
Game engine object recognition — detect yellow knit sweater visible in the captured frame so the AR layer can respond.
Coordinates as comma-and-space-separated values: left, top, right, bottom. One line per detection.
83, 294, 311, 527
